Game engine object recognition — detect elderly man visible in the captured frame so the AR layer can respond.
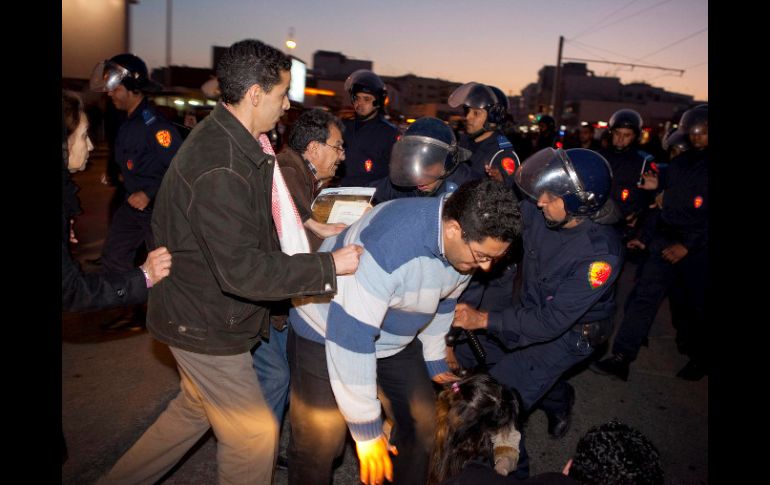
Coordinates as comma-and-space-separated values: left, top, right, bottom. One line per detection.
98, 39, 363, 485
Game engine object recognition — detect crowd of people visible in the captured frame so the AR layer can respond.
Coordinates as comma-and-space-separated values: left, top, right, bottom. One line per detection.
62, 37, 707, 484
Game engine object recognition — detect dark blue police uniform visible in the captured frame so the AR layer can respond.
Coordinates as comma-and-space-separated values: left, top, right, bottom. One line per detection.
456, 199, 624, 409
101, 98, 181, 272
598, 147, 656, 223
339, 116, 398, 187
610, 147, 708, 368
460, 131, 519, 188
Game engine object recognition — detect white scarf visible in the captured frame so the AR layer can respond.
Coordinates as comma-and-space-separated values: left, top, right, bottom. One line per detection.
258, 134, 310, 256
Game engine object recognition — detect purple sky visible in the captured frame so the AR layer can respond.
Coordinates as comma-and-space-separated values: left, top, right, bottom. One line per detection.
130, 0, 708, 101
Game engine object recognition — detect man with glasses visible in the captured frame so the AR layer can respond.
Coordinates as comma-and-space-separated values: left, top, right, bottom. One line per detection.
338, 69, 399, 187
251, 108, 349, 470
286, 179, 521, 485
451, 148, 623, 474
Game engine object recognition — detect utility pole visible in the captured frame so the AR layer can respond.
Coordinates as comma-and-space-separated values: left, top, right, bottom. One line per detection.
165, 0, 172, 88
550, 35, 564, 127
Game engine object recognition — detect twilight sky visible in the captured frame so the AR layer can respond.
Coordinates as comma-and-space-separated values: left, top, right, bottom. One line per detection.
130, 0, 708, 101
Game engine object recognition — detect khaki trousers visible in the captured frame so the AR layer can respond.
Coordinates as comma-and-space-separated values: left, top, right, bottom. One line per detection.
99, 346, 279, 485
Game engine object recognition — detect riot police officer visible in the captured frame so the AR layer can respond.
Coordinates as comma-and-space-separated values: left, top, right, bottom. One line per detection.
448, 82, 521, 187
372, 117, 473, 202
90, 53, 182, 328
338, 69, 399, 187
450, 147, 623, 473
592, 105, 708, 381
598, 109, 657, 238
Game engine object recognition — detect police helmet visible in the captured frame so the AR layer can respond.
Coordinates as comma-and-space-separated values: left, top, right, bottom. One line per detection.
448, 82, 508, 126
679, 104, 708, 136
90, 53, 156, 93
609, 109, 643, 134
662, 129, 691, 154
515, 147, 612, 216
344, 69, 387, 107
389, 117, 472, 187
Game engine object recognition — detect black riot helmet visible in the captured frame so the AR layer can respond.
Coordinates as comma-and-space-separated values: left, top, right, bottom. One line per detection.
389, 117, 472, 188
608, 109, 643, 135
679, 104, 708, 136
515, 147, 612, 219
344, 69, 388, 108
662, 129, 691, 155
448, 82, 508, 126
90, 53, 158, 93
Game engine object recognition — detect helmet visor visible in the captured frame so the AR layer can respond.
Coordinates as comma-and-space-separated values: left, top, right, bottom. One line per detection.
447, 82, 495, 109
514, 148, 575, 200
89, 61, 129, 92
389, 135, 454, 187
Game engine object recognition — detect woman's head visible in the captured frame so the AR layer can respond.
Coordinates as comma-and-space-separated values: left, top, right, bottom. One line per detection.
428, 374, 519, 484
62, 90, 93, 172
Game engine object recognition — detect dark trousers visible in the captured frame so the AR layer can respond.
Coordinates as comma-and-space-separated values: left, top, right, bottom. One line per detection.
455, 328, 592, 411
101, 202, 155, 272
287, 328, 436, 485
612, 239, 707, 363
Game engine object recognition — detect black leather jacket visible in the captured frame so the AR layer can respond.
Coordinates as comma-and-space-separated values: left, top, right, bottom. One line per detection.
148, 103, 337, 355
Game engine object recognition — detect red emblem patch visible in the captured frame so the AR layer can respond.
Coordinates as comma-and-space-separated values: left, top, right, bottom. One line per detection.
364, 159, 373, 172
126, 160, 134, 171
501, 157, 517, 175
621, 188, 630, 202
693, 196, 703, 208
588, 261, 612, 289
155, 130, 172, 148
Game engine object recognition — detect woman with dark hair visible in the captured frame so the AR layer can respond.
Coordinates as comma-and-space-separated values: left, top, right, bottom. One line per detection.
61, 89, 171, 312
429, 373, 522, 485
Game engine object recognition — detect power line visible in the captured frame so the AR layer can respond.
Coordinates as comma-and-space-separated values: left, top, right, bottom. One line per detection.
633, 27, 708, 61
569, 39, 638, 62
568, 0, 639, 41
570, 0, 675, 40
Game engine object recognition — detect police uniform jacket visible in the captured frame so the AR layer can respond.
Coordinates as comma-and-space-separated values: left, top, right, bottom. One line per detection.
599, 146, 655, 218
641, 147, 708, 253
340, 115, 398, 186
486, 200, 623, 348
115, 98, 182, 205
147, 103, 337, 356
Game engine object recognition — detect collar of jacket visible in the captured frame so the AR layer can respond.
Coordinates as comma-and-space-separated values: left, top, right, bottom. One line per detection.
211, 102, 273, 168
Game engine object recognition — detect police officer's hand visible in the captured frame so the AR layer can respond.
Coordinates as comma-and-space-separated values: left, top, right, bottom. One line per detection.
432, 370, 460, 384
128, 190, 151, 211
355, 434, 397, 485
662, 243, 688, 264
626, 239, 646, 251
638, 171, 659, 190
69, 219, 78, 244
453, 303, 488, 330
650, 192, 664, 210
332, 244, 364, 275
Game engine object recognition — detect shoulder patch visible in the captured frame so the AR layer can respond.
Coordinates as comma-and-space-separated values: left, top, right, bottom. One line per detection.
588, 261, 612, 289
155, 130, 173, 148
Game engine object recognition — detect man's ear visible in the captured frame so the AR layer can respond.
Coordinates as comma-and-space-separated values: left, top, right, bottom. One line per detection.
444, 219, 462, 240
248, 84, 263, 106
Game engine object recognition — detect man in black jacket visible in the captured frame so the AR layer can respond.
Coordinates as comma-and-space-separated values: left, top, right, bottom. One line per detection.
98, 39, 363, 485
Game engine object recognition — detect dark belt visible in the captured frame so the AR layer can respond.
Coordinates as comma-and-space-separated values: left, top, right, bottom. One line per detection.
575, 318, 612, 348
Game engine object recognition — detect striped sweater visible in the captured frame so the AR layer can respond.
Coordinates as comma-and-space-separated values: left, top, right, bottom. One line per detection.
289, 195, 471, 442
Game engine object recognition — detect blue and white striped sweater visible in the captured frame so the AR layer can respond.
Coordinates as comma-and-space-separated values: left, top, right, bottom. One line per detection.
289, 197, 470, 442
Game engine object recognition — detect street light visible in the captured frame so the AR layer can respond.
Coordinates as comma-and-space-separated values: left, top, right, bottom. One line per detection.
286, 27, 296, 50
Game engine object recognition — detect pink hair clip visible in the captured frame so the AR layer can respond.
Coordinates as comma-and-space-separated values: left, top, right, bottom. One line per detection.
451, 382, 460, 393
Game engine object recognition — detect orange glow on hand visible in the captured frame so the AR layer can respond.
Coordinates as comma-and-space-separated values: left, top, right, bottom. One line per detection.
356, 435, 397, 485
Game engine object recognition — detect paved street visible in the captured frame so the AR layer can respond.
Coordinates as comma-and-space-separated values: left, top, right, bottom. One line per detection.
62, 145, 707, 484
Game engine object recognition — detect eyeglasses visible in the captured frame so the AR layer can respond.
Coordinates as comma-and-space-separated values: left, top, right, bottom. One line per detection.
462, 232, 504, 265
324, 143, 345, 156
